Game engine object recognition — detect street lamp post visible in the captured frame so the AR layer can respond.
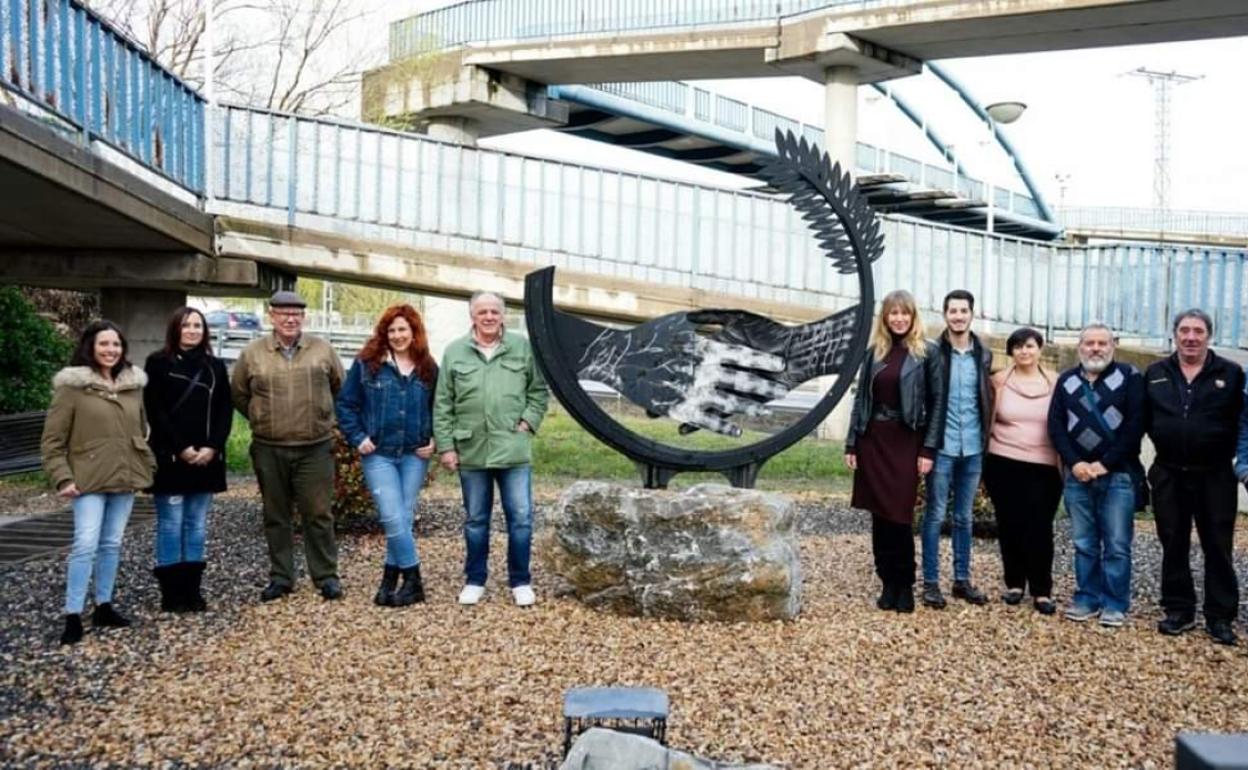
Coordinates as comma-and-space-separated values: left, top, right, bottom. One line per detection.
982, 101, 1027, 235
979, 101, 1026, 306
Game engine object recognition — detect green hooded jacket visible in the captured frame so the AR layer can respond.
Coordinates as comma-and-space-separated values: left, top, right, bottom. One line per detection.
433, 330, 549, 469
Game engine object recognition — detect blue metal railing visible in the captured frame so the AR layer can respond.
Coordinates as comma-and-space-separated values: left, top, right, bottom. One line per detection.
0, 0, 205, 192
210, 104, 1248, 348
389, 0, 906, 59
1060, 207, 1248, 238
570, 81, 1043, 216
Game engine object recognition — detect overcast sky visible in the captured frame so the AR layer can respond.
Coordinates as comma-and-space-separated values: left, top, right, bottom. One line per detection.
374, 2, 1248, 214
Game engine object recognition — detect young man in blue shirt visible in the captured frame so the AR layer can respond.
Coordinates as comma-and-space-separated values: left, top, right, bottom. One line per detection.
921, 290, 994, 609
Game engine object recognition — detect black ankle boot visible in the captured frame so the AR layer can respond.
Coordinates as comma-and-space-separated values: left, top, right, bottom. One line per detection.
895, 584, 916, 613
876, 581, 898, 611
61, 614, 84, 645
153, 565, 184, 613
183, 562, 208, 612
393, 565, 425, 607
91, 603, 131, 628
374, 564, 400, 607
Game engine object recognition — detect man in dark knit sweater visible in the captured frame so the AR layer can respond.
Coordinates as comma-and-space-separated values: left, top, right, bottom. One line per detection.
1145, 309, 1243, 646
1047, 323, 1145, 629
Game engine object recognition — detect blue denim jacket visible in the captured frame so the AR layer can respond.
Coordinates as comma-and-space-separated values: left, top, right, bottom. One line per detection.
336, 358, 437, 456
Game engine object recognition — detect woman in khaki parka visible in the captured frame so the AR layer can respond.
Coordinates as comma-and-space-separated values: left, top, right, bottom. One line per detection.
41, 320, 156, 645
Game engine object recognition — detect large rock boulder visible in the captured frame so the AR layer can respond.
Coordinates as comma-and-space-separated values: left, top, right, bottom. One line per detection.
543, 482, 801, 622
560, 728, 778, 770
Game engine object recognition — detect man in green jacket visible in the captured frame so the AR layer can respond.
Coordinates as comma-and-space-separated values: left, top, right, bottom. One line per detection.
231, 290, 345, 602
434, 291, 549, 607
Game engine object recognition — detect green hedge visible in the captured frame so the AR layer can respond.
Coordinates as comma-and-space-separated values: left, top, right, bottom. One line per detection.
0, 287, 72, 414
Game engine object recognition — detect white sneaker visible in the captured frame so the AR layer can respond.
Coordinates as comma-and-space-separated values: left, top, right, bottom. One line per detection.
512, 585, 536, 607
458, 584, 485, 605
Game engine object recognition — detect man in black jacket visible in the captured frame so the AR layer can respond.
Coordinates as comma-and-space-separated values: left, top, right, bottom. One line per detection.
1144, 309, 1243, 646
920, 290, 994, 609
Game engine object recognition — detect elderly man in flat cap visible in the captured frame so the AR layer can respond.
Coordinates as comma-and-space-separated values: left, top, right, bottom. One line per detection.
231, 290, 346, 601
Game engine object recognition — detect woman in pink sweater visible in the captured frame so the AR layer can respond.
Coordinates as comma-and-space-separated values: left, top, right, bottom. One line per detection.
983, 327, 1062, 615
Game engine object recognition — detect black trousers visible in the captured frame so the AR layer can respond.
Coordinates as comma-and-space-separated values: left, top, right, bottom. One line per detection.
982, 454, 1063, 597
1148, 463, 1240, 620
871, 515, 915, 586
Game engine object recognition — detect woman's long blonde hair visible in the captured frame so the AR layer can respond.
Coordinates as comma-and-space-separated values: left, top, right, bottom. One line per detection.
870, 290, 927, 361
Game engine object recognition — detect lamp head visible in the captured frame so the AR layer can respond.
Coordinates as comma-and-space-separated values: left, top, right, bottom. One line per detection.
985, 101, 1027, 124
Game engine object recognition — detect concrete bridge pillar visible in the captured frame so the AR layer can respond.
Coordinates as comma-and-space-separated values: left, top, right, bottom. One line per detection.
425, 116, 480, 146
100, 288, 187, 364
823, 65, 859, 174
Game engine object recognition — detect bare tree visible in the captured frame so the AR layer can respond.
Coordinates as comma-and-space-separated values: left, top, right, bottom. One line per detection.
82, 0, 248, 88
83, 0, 385, 117
225, 0, 378, 115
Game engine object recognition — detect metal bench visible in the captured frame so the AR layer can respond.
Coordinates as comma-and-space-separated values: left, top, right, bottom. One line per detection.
562, 686, 669, 757
0, 411, 45, 477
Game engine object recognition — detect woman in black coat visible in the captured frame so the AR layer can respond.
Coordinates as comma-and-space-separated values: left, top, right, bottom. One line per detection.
144, 307, 233, 612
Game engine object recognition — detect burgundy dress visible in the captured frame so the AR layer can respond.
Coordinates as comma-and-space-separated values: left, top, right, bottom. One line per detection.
850, 342, 923, 525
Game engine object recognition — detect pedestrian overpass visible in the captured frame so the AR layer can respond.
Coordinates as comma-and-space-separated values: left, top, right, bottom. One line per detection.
373, 0, 1248, 237
3, 0, 1248, 357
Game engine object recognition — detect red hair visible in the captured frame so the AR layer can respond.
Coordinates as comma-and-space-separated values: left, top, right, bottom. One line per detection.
357, 304, 436, 384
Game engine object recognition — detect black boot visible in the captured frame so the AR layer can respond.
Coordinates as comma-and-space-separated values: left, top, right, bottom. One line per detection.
374, 564, 400, 607
895, 584, 916, 613
91, 603, 131, 628
393, 565, 426, 606
60, 614, 84, 645
153, 565, 184, 613
876, 581, 898, 611
182, 562, 207, 612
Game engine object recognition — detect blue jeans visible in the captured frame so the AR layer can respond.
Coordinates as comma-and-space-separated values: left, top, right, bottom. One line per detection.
460, 465, 533, 588
361, 452, 429, 569
921, 452, 983, 584
65, 492, 134, 614
154, 493, 213, 565
1063, 471, 1135, 613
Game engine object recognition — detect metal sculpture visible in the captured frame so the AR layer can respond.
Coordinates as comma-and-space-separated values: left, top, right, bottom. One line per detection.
525, 129, 884, 488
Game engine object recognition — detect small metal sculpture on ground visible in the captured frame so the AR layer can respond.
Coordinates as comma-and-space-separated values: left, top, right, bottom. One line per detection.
525, 130, 884, 488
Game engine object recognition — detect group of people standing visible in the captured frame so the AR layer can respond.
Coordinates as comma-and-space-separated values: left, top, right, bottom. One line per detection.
41, 289, 548, 645
38, 284, 1244, 647
848, 289, 1243, 646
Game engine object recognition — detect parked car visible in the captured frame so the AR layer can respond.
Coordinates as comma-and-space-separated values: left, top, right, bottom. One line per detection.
205, 309, 262, 331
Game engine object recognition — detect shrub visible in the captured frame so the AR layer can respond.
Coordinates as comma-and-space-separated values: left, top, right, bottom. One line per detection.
0, 286, 72, 414
914, 475, 997, 538
225, 413, 253, 474
331, 429, 376, 532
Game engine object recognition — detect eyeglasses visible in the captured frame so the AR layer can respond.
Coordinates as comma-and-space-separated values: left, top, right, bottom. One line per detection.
271, 309, 305, 319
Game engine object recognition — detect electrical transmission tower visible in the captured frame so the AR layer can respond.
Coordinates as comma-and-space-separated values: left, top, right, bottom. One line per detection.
1126, 67, 1202, 212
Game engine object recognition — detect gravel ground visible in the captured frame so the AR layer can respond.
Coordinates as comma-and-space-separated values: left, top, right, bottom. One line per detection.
2, 485, 1247, 768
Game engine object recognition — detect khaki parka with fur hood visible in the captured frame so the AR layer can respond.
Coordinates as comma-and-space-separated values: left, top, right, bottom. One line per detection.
40, 366, 157, 494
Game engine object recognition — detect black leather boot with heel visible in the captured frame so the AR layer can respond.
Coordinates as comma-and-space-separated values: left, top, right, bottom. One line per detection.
392, 565, 425, 606
153, 565, 184, 613
91, 603, 131, 628
60, 614, 84, 645
374, 564, 400, 606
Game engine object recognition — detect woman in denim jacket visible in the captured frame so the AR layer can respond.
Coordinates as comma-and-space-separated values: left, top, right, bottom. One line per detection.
337, 304, 438, 606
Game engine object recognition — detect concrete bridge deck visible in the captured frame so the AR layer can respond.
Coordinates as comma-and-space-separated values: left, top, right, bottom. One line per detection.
392, 0, 1248, 80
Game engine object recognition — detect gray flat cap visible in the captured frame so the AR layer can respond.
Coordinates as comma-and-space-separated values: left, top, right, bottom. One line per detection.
268, 290, 306, 308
